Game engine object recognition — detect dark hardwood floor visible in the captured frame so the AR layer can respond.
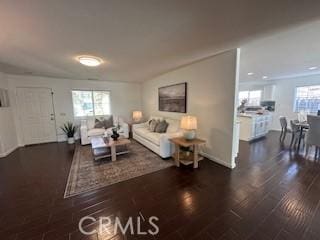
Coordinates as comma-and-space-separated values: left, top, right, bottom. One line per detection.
0, 131, 320, 240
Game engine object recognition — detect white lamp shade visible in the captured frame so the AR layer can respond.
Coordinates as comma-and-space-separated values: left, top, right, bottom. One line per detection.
132, 111, 142, 121
180, 116, 197, 130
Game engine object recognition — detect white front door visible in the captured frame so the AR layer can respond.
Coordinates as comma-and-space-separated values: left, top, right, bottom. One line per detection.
17, 87, 57, 145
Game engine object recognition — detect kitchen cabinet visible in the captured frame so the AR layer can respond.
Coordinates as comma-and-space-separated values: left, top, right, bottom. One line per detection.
238, 114, 272, 141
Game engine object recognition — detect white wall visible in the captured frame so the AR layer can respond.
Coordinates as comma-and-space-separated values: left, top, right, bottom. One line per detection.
0, 73, 19, 157
271, 75, 320, 130
7, 75, 142, 145
142, 49, 240, 168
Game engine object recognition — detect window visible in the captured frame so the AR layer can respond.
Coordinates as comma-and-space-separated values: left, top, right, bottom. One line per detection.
294, 85, 320, 113
238, 90, 262, 106
72, 90, 111, 117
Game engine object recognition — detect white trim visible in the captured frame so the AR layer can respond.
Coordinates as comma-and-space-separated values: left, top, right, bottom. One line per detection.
57, 134, 67, 142
57, 133, 80, 142
0, 145, 19, 158
200, 151, 236, 169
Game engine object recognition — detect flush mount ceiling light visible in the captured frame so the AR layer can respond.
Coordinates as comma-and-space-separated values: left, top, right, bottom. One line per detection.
247, 72, 254, 76
262, 76, 268, 79
77, 55, 103, 67
308, 66, 318, 70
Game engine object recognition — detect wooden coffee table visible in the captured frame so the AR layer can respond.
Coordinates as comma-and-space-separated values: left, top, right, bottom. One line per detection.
90, 136, 131, 161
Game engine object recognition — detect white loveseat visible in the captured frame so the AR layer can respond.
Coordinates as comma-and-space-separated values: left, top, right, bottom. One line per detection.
132, 116, 183, 158
80, 116, 129, 145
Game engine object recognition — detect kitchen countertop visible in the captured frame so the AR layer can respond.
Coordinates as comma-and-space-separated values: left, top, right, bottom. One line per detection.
238, 112, 271, 118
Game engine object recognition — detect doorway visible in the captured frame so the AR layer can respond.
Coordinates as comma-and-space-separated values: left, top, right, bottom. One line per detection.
16, 87, 57, 145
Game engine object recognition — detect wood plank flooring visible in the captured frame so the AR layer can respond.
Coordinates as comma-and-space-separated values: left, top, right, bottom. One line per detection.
0, 131, 319, 239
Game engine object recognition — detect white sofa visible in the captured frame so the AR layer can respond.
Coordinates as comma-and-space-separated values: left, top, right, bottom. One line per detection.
80, 116, 129, 145
132, 116, 183, 158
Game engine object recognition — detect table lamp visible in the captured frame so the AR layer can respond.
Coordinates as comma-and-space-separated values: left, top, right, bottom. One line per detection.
132, 111, 142, 123
180, 116, 197, 140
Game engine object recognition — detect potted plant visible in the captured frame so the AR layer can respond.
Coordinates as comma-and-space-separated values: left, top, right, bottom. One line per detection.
61, 122, 76, 144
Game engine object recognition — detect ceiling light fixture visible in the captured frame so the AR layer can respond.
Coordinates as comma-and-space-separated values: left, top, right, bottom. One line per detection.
262, 76, 268, 79
308, 66, 318, 70
247, 72, 254, 76
77, 55, 103, 67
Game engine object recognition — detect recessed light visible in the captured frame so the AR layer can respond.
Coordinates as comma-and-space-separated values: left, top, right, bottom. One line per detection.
247, 72, 254, 76
262, 76, 268, 79
308, 66, 318, 70
77, 55, 103, 67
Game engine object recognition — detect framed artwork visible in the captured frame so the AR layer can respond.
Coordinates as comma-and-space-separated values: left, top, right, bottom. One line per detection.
158, 82, 187, 113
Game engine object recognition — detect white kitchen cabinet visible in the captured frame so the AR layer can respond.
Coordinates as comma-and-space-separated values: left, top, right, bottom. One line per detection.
238, 114, 272, 141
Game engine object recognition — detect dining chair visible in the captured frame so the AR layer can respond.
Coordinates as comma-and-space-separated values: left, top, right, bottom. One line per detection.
290, 120, 304, 148
279, 116, 289, 142
298, 112, 308, 123
305, 115, 320, 158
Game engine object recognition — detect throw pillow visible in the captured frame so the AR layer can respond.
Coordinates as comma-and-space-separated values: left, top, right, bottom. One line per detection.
147, 119, 154, 131
103, 115, 114, 129
147, 119, 153, 130
155, 120, 169, 133
94, 119, 105, 129
149, 119, 159, 132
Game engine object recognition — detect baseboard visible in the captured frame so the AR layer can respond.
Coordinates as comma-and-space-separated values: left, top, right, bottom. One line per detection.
57, 135, 67, 142
57, 135, 80, 142
270, 129, 281, 132
0, 145, 20, 158
200, 151, 236, 169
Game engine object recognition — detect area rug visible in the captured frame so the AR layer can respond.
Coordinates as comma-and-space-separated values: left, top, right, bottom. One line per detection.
64, 140, 174, 198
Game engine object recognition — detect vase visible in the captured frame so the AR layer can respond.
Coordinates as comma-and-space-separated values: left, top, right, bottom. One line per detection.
111, 129, 120, 141
68, 137, 75, 144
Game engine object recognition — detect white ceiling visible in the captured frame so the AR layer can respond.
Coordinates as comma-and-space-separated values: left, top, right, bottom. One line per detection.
1, 0, 320, 82
240, 19, 320, 82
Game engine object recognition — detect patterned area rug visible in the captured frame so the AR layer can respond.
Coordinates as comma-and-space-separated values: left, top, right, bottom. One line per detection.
64, 140, 174, 198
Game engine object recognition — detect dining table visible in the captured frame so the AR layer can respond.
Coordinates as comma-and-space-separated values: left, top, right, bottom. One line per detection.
296, 121, 310, 150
